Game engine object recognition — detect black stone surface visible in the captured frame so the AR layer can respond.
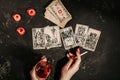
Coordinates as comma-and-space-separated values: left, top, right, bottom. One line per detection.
0, 0, 120, 80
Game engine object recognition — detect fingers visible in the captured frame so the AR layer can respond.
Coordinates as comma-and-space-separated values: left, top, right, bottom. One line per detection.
30, 66, 35, 76
46, 67, 51, 79
67, 52, 75, 60
41, 56, 47, 61
75, 48, 81, 65
63, 53, 74, 69
76, 48, 81, 62
30, 66, 38, 80
70, 48, 81, 70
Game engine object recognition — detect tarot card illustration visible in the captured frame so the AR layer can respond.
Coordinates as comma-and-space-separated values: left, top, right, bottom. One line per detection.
44, 26, 61, 49
83, 28, 101, 51
60, 26, 75, 50
44, 26, 54, 49
74, 24, 89, 47
50, 26, 62, 48
32, 28, 45, 49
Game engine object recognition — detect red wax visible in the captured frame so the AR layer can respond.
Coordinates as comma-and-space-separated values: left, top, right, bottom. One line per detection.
27, 8, 36, 17
12, 13, 21, 22
16, 27, 25, 35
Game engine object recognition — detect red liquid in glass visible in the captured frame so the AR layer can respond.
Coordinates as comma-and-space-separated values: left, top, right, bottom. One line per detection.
35, 61, 52, 78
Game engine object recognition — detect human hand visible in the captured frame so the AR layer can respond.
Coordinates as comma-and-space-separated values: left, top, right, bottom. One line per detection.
60, 48, 81, 80
30, 56, 51, 80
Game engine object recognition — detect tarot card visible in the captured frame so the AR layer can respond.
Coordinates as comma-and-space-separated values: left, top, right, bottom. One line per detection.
50, 26, 62, 48
32, 28, 45, 49
45, 0, 72, 28
44, 9, 60, 27
44, 26, 62, 49
44, 26, 55, 49
83, 28, 101, 51
74, 24, 89, 47
60, 26, 75, 50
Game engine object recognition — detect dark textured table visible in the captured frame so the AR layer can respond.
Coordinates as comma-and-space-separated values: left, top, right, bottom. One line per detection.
0, 0, 120, 80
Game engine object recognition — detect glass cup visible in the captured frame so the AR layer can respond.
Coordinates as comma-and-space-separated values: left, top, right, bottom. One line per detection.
35, 56, 52, 78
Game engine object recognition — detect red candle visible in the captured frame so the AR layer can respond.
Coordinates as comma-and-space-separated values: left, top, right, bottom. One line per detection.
12, 13, 21, 22
27, 8, 36, 17
16, 27, 25, 35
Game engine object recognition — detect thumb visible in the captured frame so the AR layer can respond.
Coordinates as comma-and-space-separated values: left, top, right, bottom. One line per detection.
30, 66, 38, 80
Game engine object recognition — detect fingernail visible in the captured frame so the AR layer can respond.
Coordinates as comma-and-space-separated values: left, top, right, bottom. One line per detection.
69, 52, 73, 56
67, 53, 69, 58
41, 56, 47, 61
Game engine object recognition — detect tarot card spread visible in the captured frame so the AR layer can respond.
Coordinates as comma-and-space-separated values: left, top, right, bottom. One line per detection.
83, 28, 101, 51
60, 26, 75, 50
44, 0, 72, 28
32, 24, 101, 51
74, 24, 89, 47
32, 28, 45, 49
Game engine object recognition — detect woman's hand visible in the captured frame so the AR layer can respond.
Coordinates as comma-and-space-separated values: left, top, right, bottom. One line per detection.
60, 48, 81, 80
